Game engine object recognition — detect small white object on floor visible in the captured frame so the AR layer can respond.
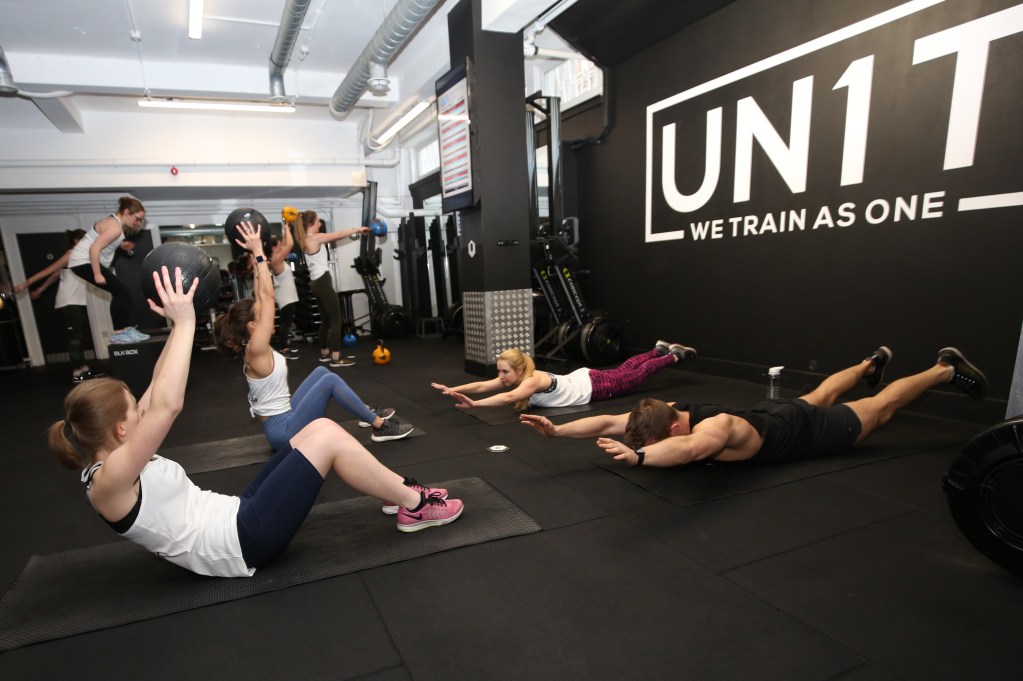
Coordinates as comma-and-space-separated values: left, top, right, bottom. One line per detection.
488, 445, 509, 453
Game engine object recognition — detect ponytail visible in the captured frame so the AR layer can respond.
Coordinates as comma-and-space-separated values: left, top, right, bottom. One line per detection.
49, 379, 130, 470
295, 210, 318, 251
213, 299, 255, 357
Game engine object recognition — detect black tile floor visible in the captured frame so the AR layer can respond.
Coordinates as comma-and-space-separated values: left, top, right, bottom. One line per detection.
0, 336, 1019, 680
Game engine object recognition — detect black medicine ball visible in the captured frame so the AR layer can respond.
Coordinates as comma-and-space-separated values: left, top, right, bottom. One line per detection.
140, 243, 222, 315
224, 207, 271, 250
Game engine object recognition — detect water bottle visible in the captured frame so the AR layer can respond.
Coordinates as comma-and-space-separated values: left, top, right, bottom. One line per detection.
767, 366, 784, 399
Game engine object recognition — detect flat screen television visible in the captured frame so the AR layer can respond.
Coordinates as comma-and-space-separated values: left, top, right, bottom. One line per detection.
435, 58, 478, 213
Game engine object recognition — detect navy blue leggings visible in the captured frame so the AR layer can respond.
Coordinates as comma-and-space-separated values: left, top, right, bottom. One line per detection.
236, 445, 325, 568
261, 366, 377, 451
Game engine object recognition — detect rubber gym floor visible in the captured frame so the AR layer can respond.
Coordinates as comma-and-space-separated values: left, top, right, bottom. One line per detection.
0, 335, 1019, 680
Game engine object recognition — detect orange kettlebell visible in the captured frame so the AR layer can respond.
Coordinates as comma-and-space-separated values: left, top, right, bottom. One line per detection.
372, 339, 391, 365
281, 205, 299, 223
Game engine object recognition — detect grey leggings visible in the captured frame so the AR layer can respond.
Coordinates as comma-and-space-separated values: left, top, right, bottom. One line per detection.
310, 273, 342, 353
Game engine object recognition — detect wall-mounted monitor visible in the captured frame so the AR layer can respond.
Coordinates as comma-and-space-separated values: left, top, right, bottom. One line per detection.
435, 58, 479, 213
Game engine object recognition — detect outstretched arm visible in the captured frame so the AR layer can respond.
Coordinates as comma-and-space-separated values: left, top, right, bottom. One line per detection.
237, 222, 276, 378
101, 266, 198, 489
520, 412, 630, 439
431, 377, 504, 395
597, 418, 730, 467
14, 250, 71, 295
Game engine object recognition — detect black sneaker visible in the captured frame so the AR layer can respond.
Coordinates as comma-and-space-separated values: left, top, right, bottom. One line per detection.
669, 343, 697, 362
371, 419, 414, 442
359, 406, 396, 428
865, 346, 893, 388
280, 348, 300, 360
937, 347, 988, 399
72, 370, 105, 384
654, 340, 671, 356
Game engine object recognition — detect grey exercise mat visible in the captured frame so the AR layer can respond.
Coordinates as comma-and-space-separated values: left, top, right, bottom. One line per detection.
161, 434, 272, 475
591, 416, 975, 507
0, 477, 540, 651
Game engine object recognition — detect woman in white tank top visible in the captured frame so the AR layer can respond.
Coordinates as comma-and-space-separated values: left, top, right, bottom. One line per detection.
432, 343, 696, 411
269, 222, 300, 359
13, 229, 103, 382
294, 210, 369, 366
67, 196, 149, 344
50, 256, 464, 578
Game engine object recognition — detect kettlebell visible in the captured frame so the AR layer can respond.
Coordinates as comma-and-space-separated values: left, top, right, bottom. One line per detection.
372, 339, 392, 365
370, 220, 388, 237
342, 332, 357, 348
281, 205, 299, 223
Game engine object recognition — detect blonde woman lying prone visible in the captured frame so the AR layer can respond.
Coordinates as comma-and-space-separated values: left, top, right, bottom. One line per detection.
432, 342, 696, 411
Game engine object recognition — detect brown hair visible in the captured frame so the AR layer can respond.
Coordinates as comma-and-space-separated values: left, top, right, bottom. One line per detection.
293, 210, 318, 250
213, 299, 255, 357
625, 398, 678, 449
497, 349, 536, 410
117, 196, 145, 216
48, 378, 130, 470
116, 196, 146, 236
66, 228, 86, 249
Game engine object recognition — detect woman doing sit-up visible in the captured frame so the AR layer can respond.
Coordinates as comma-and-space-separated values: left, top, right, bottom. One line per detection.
214, 222, 414, 448
49, 265, 463, 578
432, 342, 697, 411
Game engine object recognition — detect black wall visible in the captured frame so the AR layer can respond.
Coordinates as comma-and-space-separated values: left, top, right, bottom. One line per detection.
570, 0, 1022, 415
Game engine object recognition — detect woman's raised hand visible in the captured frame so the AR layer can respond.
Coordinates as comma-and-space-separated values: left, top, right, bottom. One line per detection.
147, 265, 198, 323
234, 220, 264, 255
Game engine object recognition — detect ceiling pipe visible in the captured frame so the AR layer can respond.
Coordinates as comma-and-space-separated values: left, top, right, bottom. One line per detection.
329, 0, 440, 120
268, 0, 314, 102
0, 45, 72, 99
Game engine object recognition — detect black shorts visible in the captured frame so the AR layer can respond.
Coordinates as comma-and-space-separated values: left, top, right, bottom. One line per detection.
753, 398, 862, 462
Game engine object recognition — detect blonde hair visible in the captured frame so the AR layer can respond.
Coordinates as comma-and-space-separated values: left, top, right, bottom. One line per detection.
48, 378, 130, 470
497, 349, 535, 410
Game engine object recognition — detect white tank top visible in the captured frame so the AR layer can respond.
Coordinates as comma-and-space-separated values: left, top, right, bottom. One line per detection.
68, 217, 125, 269
304, 244, 330, 280
83, 457, 253, 578
245, 350, 292, 417
55, 268, 87, 308
273, 264, 299, 308
528, 368, 594, 407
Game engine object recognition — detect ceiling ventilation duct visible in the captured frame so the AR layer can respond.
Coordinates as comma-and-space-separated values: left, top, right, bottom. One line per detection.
0, 45, 72, 99
329, 0, 440, 120
268, 0, 314, 102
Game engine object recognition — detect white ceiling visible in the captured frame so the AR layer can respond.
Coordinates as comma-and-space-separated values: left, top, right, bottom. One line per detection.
0, 0, 465, 129
0, 0, 580, 130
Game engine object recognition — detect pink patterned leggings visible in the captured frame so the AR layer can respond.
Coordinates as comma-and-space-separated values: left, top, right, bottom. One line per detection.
588, 349, 676, 402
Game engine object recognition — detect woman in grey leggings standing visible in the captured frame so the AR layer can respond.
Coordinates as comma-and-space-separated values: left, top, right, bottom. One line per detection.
294, 210, 369, 367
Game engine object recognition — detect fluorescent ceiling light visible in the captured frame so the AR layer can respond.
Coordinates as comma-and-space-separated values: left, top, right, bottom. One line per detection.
188, 0, 205, 39
377, 101, 432, 144
138, 99, 295, 113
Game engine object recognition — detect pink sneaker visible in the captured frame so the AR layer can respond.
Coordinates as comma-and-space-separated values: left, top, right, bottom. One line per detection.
382, 477, 448, 515
397, 496, 464, 532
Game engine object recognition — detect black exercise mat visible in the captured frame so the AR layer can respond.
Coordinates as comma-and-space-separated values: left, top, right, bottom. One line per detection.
338, 418, 427, 445
0, 477, 540, 651
466, 403, 595, 426
591, 417, 975, 507
161, 434, 272, 475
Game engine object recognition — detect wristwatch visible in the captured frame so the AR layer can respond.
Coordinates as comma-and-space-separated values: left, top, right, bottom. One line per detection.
254, 255, 266, 264
634, 447, 645, 467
